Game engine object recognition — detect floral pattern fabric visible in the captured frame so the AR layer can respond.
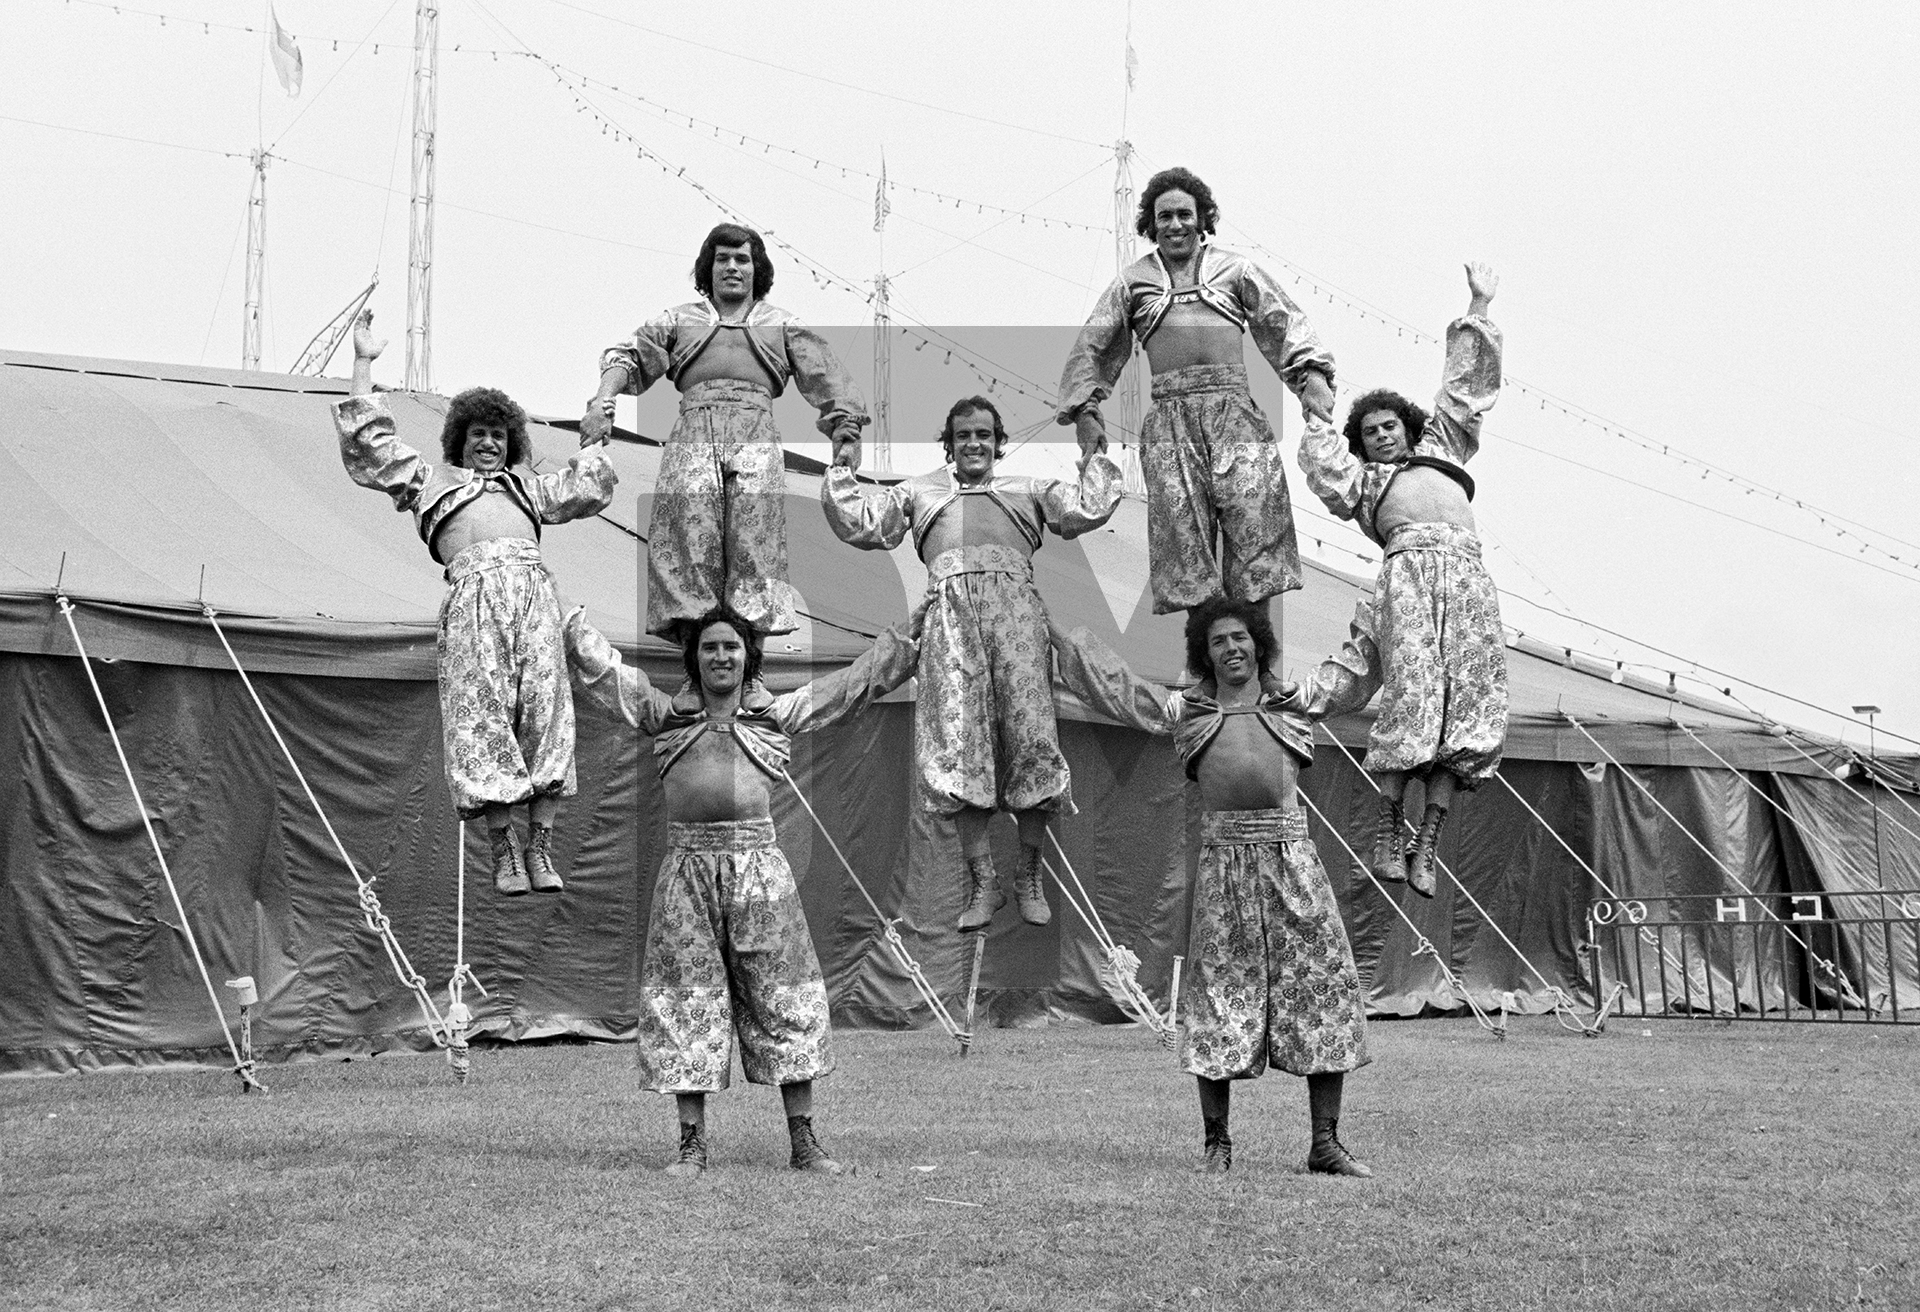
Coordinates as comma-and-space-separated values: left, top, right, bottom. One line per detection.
647, 379, 796, 638
1138, 364, 1302, 613
916, 545, 1071, 816
437, 539, 576, 817
1363, 523, 1508, 783
1183, 809, 1370, 1081
638, 819, 833, 1093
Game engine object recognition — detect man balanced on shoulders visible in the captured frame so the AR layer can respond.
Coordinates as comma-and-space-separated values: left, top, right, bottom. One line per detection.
1051, 601, 1372, 1177
1297, 263, 1507, 897
1058, 167, 1335, 620
822, 395, 1123, 931
566, 603, 920, 1179
335, 311, 616, 896
582, 223, 869, 641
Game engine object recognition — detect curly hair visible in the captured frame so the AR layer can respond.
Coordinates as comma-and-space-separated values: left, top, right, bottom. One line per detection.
693, 223, 775, 302
938, 395, 1008, 462
1341, 389, 1430, 461
681, 607, 764, 690
440, 387, 530, 467
1135, 167, 1220, 240
1184, 597, 1277, 683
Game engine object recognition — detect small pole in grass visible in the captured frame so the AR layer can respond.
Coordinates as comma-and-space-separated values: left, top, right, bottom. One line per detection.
960, 932, 987, 1057
224, 976, 267, 1093
1168, 955, 1184, 1030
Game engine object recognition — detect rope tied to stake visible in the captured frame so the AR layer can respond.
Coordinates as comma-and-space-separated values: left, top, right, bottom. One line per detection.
200, 602, 454, 1049
1040, 831, 1176, 1049
778, 769, 971, 1047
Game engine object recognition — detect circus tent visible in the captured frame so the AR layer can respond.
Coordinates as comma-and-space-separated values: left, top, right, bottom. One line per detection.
2, 346, 1913, 1073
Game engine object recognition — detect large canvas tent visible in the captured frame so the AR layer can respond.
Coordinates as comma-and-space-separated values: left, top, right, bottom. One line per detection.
3, 347, 1915, 1075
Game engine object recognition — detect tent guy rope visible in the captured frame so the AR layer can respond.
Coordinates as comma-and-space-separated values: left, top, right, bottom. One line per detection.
56, 592, 264, 1091
200, 602, 454, 1051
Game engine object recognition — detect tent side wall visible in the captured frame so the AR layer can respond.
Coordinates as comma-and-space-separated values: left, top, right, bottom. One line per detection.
8, 645, 1915, 1075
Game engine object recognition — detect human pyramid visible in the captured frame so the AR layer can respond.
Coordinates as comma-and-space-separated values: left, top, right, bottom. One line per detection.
333, 165, 1508, 1182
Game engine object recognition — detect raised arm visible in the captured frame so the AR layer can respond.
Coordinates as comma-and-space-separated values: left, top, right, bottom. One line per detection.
1055, 275, 1132, 458
1048, 621, 1180, 737
1238, 258, 1336, 421
581, 312, 676, 444
772, 618, 921, 735
1303, 596, 1384, 720
334, 310, 429, 511
1037, 452, 1125, 540
820, 468, 913, 551
785, 323, 871, 470
563, 608, 674, 734
1425, 262, 1503, 464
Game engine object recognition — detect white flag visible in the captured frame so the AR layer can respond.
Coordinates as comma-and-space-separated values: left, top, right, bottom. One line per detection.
1125, 43, 1139, 89
269, 6, 303, 98
873, 154, 891, 233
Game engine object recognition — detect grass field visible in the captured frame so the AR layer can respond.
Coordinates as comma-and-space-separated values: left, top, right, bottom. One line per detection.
3, 1018, 1916, 1311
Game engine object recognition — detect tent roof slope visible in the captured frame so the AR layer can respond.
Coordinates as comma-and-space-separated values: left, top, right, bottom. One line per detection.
1, 347, 1903, 778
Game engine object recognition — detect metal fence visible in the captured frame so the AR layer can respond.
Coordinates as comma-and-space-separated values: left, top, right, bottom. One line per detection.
1588, 888, 1920, 1025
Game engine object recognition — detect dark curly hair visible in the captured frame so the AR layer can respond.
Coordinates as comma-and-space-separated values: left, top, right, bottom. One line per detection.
1342, 389, 1430, 461
1135, 167, 1219, 240
938, 395, 1008, 462
1184, 597, 1277, 683
693, 223, 775, 302
681, 607, 764, 690
440, 387, 530, 467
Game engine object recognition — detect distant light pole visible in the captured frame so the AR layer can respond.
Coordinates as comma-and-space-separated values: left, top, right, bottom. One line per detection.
1852, 705, 1885, 890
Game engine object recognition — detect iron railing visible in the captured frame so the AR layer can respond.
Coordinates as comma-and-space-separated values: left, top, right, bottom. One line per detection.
1588, 888, 1920, 1025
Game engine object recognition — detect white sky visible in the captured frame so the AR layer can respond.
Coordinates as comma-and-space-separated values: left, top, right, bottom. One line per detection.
4, 0, 1917, 748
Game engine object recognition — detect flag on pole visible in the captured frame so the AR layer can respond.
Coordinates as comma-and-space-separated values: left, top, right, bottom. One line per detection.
873, 153, 891, 233
1126, 43, 1139, 89
269, 6, 303, 98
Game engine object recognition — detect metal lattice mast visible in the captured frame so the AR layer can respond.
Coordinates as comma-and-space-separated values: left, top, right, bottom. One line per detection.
1111, 139, 1146, 495
872, 272, 893, 472
404, 0, 439, 393
242, 149, 269, 370
1111, 2, 1146, 493
871, 151, 893, 472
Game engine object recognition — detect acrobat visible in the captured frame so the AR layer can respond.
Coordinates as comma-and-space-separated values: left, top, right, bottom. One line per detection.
1057, 167, 1335, 618
334, 311, 616, 896
1297, 263, 1508, 896
821, 396, 1123, 931
581, 222, 869, 639
1048, 600, 1373, 1176
565, 605, 921, 1178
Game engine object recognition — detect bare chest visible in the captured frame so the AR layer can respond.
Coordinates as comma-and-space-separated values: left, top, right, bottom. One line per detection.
1193, 714, 1298, 812
664, 727, 774, 821
1376, 466, 1474, 535
678, 328, 780, 392
1144, 301, 1244, 372
437, 485, 537, 558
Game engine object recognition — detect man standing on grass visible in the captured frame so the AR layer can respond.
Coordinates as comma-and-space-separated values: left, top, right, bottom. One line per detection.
565, 603, 920, 1179
820, 394, 1123, 932
1049, 599, 1372, 1177
580, 222, 869, 642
